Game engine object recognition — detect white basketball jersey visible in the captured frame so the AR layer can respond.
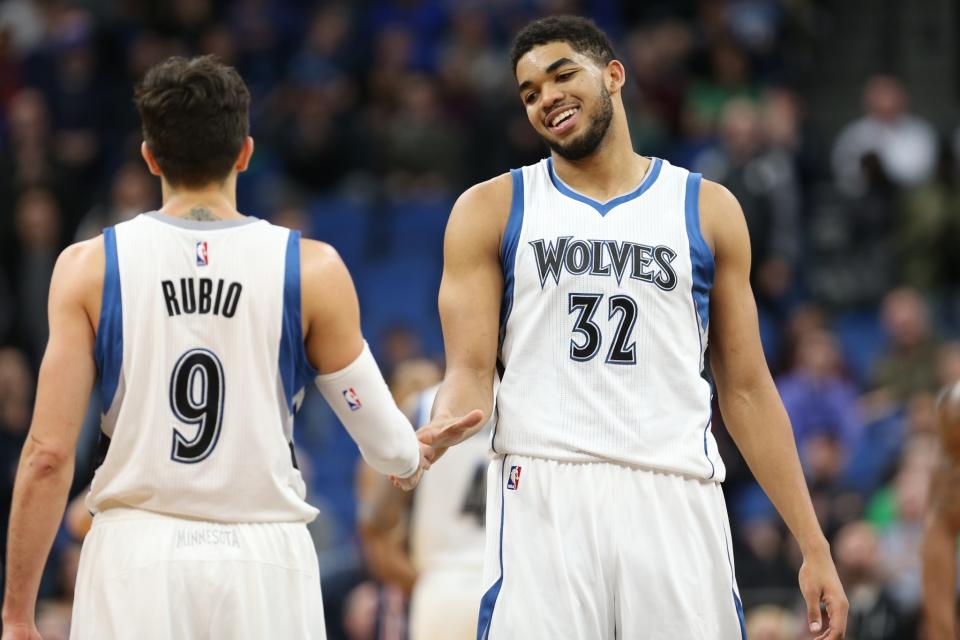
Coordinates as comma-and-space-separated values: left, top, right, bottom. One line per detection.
87, 213, 319, 523
410, 386, 490, 574
494, 157, 724, 481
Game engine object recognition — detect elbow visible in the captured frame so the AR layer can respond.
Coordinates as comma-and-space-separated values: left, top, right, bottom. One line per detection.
22, 441, 73, 480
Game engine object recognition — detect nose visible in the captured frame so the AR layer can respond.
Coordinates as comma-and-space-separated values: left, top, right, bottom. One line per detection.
540, 82, 564, 111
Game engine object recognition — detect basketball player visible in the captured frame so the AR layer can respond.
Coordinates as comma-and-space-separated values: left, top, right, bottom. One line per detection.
922, 382, 960, 638
417, 16, 848, 639
360, 384, 491, 640
1, 56, 480, 640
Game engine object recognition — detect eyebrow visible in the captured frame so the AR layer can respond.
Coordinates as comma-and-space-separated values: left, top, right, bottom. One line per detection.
518, 57, 577, 92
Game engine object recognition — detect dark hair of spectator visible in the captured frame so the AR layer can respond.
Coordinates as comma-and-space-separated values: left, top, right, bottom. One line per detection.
134, 56, 250, 188
510, 16, 616, 72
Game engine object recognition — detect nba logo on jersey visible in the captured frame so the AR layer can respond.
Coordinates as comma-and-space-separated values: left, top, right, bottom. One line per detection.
507, 465, 521, 490
343, 387, 362, 411
196, 241, 209, 266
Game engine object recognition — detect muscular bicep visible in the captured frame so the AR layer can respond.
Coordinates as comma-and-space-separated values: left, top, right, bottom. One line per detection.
437, 180, 509, 382
704, 181, 771, 396
301, 240, 365, 374
27, 244, 100, 457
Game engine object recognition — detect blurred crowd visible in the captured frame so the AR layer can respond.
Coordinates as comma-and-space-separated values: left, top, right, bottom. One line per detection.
0, 0, 959, 638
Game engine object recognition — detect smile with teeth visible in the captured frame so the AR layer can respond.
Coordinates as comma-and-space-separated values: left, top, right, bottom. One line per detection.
549, 107, 579, 128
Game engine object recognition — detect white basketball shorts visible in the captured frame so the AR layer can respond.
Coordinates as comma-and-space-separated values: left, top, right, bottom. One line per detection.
476, 455, 746, 639
70, 508, 325, 639
409, 566, 483, 640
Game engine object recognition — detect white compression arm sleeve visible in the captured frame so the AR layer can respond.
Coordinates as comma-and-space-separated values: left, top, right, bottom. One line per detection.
314, 342, 420, 478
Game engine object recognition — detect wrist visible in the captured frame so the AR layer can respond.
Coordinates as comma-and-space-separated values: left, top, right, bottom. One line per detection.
799, 534, 831, 558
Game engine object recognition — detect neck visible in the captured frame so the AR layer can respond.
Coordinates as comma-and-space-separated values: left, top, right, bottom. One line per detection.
550, 112, 649, 201
158, 177, 242, 221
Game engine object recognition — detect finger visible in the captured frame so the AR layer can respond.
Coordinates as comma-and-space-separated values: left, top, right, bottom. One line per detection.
803, 587, 822, 635
432, 410, 485, 448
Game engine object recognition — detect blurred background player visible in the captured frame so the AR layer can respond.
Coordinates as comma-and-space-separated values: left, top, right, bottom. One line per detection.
0, 55, 479, 640
422, 16, 846, 639
921, 382, 960, 639
359, 377, 492, 640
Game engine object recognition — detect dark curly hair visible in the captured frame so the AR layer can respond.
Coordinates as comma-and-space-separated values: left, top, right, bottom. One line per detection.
134, 55, 250, 188
510, 16, 616, 72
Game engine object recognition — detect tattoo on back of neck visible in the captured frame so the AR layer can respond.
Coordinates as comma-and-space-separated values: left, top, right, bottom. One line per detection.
183, 206, 220, 221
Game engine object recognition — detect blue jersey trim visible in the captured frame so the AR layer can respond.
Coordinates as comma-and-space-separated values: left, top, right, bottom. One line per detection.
547, 157, 662, 216
684, 172, 714, 340
279, 231, 318, 413
493, 170, 525, 454
721, 513, 747, 640
499, 168, 525, 333
733, 589, 747, 639
95, 227, 123, 412
476, 458, 506, 639
702, 417, 716, 480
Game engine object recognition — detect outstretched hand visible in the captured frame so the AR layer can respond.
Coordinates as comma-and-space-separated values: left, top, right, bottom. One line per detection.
389, 409, 484, 491
416, 409, 486, 461
799, 547, 848, 640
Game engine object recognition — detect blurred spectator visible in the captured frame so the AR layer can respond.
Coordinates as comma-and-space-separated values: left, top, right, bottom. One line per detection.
874, 444, 936, 617
777, 329, 863, 461
697, 97, 800, 305
0, 347, 33, 569
14, 187, 62, 367
381, 73, 463, 198
75, 161, 158, 240
744, 604, 800, 640
832, 75, 937, 195
868, 288, 940, 405
834, 521, 910, 640
900, 139, 960, 297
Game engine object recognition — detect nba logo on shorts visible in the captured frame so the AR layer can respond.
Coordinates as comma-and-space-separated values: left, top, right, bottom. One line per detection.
507, 465, 521, 490
196, 241, 209, 266
343, 387, 362, 411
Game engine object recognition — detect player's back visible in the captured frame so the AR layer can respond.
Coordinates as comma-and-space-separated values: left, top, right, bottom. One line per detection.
87, 212, 318, 523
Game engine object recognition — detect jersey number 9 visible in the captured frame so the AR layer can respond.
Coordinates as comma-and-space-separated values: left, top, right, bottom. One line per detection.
169, 348, 225, 463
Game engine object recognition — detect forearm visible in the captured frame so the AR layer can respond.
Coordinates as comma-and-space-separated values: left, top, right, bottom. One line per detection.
432, 368, 494, 438
720, 381, 827, 554
3, 445, 75, 625
361, 536, 418, 595
922, 516, 957, 638
315, 343, 420, 478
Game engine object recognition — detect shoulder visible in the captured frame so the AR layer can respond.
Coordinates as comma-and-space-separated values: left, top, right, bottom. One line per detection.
447, 172, 514, 253
697, 178, 747, 259
50, 237, 104, 318
299, 238, 345, 276
55, 237, 104, 289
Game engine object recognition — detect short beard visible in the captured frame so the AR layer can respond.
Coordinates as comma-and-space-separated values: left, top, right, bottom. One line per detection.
545, 85, 614, 161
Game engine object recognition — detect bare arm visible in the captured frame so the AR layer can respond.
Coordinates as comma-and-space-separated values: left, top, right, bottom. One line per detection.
2, 240, 101, 632
427, 175, 511, 449
301, 239, 365, 373
922, 472, 958, 640
357, 464, 417, 594
703, 180, 847, 639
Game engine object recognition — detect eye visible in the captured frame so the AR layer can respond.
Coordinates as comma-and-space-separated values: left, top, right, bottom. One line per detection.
524, 92, 538, 105
557, 70, 576, 82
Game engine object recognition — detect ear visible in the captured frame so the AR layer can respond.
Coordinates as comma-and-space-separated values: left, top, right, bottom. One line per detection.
604, 59, 626, 95
140, 141, 162, 177
235, 136, 254, 173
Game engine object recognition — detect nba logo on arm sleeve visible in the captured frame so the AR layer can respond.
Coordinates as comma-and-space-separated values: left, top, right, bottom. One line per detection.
507, 465, 522, 490
343, 387, 362, 411
196, 241, 209, 266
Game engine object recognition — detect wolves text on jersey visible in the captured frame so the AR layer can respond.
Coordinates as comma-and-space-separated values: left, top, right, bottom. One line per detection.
161, 278, 243, 318
529, 236, 678, 290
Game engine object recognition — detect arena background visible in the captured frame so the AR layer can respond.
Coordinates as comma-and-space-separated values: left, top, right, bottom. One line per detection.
0, 0, 958, 638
